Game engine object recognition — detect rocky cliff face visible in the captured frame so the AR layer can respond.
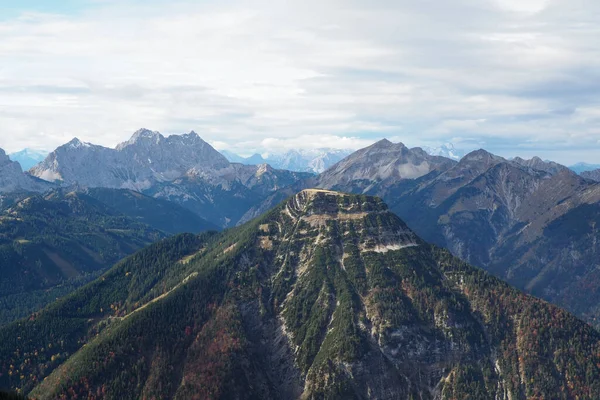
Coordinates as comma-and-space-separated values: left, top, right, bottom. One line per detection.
31, 130, 230, 189
4, 190, 599, 399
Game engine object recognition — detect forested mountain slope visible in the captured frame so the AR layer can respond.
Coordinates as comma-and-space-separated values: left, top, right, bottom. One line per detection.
1, 190, 598, 399
0, 191, 165, 326
81, 187, 218, 234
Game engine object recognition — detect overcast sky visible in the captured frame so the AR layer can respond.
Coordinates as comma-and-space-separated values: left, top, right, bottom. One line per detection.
0, 0, 599, 163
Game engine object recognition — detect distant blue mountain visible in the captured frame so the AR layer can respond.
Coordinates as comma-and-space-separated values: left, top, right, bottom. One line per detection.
220, 150, 246, 163
9, 149, 49, 171
569, 162, 600, 174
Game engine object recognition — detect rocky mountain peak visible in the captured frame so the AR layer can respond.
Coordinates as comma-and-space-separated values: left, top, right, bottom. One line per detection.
133, 128, 162, 140
368, 138, 407, 152
116, 129, 164, 150
167, 130, 209, 148
180, 130, 200, 140
64, 137, 93, 150
460, 149, 504, 164
371, 138, 393, 147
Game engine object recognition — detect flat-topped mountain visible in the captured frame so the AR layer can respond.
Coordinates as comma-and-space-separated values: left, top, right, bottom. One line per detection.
1, 190, 599, 399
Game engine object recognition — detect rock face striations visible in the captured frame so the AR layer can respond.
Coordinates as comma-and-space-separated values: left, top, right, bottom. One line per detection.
2, 190, 599, 399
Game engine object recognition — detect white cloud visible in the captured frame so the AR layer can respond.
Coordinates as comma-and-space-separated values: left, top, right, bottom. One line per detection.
0, 0, 598, 163
492, 0, 550, 14
260, 135, 377, 151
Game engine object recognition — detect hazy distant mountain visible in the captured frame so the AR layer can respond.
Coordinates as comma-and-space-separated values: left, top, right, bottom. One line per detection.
570, 162, 600, 174
31, 130, 311, 227
582, 168, 600, 182
266, 149, 352, 173
220, 149, 246, 163
221, 150, 267, 165
8, 148, 48, 170
3, 190, 600, 399
421, 143, 466, 160
220, 148, 353, 173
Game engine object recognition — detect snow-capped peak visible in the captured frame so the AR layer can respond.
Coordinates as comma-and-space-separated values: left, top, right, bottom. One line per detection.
422, 143, 465, 161
67, 138, 92, 149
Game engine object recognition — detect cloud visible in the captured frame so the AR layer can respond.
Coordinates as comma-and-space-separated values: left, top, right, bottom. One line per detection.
492, 0, 550, 14
0, 0, 598, 164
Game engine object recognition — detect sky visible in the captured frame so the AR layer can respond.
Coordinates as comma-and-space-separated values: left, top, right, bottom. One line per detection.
0, 0, 599, 164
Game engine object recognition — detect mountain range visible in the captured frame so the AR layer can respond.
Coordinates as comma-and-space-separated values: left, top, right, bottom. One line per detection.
1, 190, 599, 399
7, 131, 600, 329
29, 129, 311, 227
18, 131, 600, 327
1, 131, 600, 398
